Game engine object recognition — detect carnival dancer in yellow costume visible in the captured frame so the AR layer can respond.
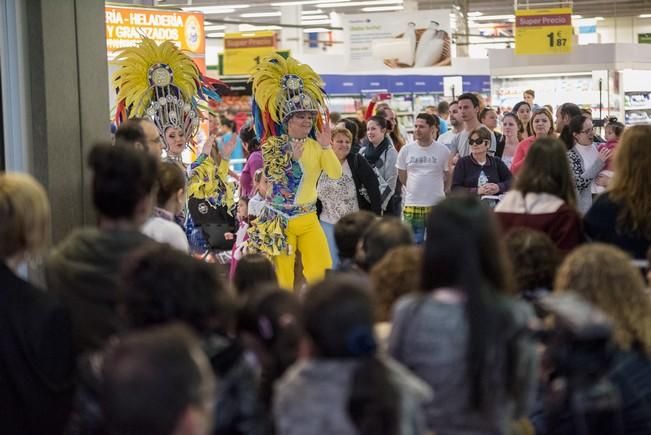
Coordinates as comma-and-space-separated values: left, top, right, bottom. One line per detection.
249, 54, 342, 289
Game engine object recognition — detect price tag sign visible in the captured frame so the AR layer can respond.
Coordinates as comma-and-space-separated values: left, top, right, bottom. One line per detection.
223, 31, 277, 76
515, 8, 572, 55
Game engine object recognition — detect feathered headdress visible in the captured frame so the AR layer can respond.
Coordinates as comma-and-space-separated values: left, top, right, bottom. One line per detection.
250, 53, 328, 142
112, 37, 226, 146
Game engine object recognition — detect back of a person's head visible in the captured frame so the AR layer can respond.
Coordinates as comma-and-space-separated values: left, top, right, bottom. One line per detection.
423, 196, 516, 412
239, 124, 260, 152
114, 120, 146, 151
559, 114, 588, 149
233, 253, 277, 296
88, 143, 158, 220
609, 125, 651, 238
303, 275, 398, 435
423, 195, 511, 293
102, 323, 215, 435
0, 172, 50, 260
560, 102, 582, 119
555, 244, 651, 357
437, 100, 449, 115
515, 137, 576, 208
121, 243, 232, 336
369, 245, 422, 322
503, 228, 559, 294
304, 275, 377, 358
334, 211, 377, 261
359, 217, 413, 271
237, 286, 302, 406
237, 286, 302, 370
156, 161, 185, 208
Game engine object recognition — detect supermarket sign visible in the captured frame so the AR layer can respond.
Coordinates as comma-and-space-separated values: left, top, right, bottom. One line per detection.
105, 6, 205, 70
515, 8, 572, 55
223, 31, 277, 76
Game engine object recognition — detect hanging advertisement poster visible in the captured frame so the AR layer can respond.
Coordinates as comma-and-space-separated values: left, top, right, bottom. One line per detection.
342, 10, 452, 69
105, 5, 205, 71
515, 8, 572, 55
223, 31, 277, 76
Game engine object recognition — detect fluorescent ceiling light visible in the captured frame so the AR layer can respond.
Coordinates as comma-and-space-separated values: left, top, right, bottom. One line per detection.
302, 9, 324, 14
303, 27, 331, 33
571, 15, 582, 19
181, 5, 250, 13
206, 32, 225, 38
594, 17, 605, 21
471, 14, 515, 21
301, 14, 330, 19
238, 24, 282, 31
319, 0, 403, 7
204, 25, 226, 31
362, 6, 403, 11
301, 19, 331, 24
240, 11, 282, 17
640, 14, 651, 18
272, 0, 349, 5
467, 11, 483, 17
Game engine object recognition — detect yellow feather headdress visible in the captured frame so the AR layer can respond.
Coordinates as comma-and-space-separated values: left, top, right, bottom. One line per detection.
112, 37, 225, 146
250, 53, 327, 141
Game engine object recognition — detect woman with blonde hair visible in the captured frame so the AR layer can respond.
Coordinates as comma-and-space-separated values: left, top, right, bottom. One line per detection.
584, 125, 651, 259
552, 243, 651, 434
0, 172, 76, 434
511, 108, 555, 174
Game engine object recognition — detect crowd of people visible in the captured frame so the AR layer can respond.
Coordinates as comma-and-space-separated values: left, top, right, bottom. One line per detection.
1, 42, 651, 435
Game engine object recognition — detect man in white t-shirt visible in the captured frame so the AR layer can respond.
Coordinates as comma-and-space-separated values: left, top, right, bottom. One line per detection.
396, 113, 450, 243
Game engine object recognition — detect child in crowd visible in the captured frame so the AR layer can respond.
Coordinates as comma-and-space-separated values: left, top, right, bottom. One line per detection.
594, 118, 624, 193
248, 168, 268, 218
227, 197, 250, 279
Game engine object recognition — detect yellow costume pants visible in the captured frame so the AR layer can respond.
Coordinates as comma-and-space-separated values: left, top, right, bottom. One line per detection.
274, 212, 332, 290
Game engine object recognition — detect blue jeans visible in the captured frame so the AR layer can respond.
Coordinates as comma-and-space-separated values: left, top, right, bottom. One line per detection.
320, 220, 339, 269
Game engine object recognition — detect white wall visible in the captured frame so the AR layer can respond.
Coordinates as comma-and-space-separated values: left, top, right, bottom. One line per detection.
598, 17, 651, 44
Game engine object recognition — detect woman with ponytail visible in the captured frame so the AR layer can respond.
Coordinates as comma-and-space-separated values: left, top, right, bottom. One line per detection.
389, 196, 537, 435
274, 275, 431, 435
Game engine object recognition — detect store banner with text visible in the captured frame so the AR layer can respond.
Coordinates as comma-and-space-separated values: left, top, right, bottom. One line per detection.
515, 8, 572, 55
223, 31, 277, 76
342, 10, 451, 70
105, 6, 205, 71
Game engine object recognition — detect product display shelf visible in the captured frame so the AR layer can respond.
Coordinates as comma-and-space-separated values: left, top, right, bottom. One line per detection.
624, 92, 651, 125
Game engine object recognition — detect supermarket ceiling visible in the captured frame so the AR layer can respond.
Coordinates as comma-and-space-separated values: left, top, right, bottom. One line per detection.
152, 0, 651, 25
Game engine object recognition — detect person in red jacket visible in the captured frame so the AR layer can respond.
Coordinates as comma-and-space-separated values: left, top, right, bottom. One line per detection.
495, 137, 582, 253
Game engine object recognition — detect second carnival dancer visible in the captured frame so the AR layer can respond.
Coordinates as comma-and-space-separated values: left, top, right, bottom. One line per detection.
112, 37, 236, 254
248, 54, 342, 289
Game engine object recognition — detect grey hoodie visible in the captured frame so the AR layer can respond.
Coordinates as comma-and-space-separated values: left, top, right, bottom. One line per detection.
274, 357, 432, 435
45, 227, 155, 353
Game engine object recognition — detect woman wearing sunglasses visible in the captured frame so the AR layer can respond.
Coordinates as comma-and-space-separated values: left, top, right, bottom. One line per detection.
451, 126, 512, 198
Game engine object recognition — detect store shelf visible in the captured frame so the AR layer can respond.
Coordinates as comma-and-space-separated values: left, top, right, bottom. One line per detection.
625, 106, 651, 111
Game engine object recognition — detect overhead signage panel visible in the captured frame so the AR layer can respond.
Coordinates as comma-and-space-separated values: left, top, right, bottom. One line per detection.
515, 8, 573, 55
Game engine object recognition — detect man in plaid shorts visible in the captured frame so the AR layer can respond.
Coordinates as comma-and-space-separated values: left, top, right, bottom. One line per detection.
396, 113, 451, 243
